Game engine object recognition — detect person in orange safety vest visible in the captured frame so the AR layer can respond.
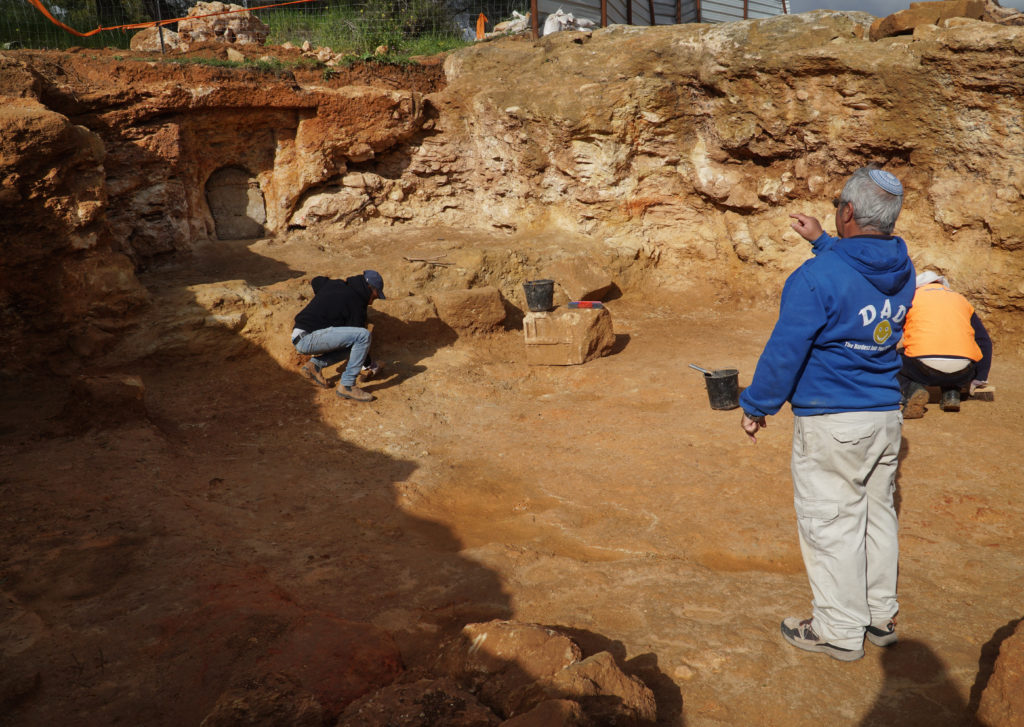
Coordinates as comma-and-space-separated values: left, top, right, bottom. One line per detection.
899, 271, 992, 418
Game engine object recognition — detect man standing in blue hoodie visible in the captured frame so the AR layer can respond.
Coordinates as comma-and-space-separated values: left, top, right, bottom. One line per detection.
739, 168, 916, 662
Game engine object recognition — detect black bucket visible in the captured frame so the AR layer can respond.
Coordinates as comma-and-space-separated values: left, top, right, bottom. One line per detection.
523, 279, 555, 312
704, 369, 740, 410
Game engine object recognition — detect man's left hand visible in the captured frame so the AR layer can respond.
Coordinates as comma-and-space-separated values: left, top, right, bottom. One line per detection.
741, 412, 766, 444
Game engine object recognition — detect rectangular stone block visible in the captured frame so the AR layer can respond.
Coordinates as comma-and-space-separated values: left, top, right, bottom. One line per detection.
523, 306, 615, 365
431, 286, 507, 334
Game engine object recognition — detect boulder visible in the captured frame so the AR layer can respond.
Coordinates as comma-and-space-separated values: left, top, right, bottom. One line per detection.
442, 620, 582, 717
869, 0, 986, 40
337, 678, 500, 726
129, 26, 183, 52
178, 2, 269, 46
430, 287, 507, 334
522, 307, 615, 366
372, 295, 439, 325
545, 651, 657, 726
978, 619, 1024, 727
981, 0, 1024, 24
369, 295, 452, 342
546, 258, 614, 302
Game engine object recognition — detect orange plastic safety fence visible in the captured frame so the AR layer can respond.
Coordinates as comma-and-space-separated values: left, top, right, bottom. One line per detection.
24, 0, 318, 38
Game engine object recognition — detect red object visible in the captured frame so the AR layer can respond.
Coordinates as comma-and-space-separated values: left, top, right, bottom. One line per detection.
569, 301, 603, 309
476, 12, 488, 39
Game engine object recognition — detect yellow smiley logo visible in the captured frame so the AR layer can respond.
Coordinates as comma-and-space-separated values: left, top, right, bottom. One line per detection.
873, 320, 892, 344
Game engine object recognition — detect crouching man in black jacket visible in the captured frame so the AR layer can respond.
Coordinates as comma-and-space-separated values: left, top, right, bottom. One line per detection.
291, 270, 385, 402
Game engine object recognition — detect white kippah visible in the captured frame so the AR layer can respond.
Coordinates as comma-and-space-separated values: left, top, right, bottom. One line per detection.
916, 270, 949, 288
868, 169, 903, 196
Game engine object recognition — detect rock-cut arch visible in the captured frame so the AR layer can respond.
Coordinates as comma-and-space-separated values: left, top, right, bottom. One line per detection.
205, 166, 266, 240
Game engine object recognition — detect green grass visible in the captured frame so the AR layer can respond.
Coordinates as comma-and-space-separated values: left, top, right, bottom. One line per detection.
402, 31, 469, 56
0, 0, 471, 56
263, 4, 467, 58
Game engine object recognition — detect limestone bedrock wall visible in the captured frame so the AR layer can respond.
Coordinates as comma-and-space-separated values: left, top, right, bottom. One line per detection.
0, 53, 425, 372
421, 11, 1024, 315
2, 9, 1024, 373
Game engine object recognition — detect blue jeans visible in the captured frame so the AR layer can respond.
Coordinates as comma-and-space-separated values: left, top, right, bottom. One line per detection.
294, 327, 371, 387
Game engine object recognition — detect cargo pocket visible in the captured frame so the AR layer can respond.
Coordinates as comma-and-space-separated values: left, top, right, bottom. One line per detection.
829, 423, 876, 447
795, 498, 840, 549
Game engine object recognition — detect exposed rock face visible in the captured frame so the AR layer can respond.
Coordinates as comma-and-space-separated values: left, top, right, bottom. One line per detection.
978, 620, 1024, 727
870, 0, 1024, 39
2, 9, 1024, 372
0, 52, 427, 371
869, 0, 987, 40
0, 92, 149, 372
423, 12, 1024, 319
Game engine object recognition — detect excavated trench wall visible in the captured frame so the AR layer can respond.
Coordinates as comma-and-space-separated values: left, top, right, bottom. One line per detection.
1, 10, 1023, 374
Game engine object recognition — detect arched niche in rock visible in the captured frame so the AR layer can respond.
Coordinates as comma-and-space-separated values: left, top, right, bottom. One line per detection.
205, 166, 267, 240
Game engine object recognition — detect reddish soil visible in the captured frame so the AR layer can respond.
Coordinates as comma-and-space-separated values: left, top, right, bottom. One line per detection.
2, 226, 1022, 726
2, 39, 1023, 726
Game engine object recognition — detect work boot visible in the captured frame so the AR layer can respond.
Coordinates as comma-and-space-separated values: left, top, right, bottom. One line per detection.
780, 617, 864, 662
902, 382, 929, 419
300, 361, 328, 388
940, 388, 961, 412
336, 385, 374, 402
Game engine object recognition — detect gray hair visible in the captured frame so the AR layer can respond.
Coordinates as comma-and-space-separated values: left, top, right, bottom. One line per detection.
839, 167, 903, 234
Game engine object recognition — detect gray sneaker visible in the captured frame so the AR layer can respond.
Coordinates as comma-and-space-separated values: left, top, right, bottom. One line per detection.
902, 383, 929, 419
300, 362, 329, 388
866, 618, 897, 647
336, 385, 374, 402
781, 617, 864, 662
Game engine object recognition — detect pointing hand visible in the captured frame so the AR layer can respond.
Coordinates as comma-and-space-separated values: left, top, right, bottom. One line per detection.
790, 213, 824, 242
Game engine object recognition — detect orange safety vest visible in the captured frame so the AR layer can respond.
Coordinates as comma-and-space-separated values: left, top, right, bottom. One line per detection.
903, 283, 983, 360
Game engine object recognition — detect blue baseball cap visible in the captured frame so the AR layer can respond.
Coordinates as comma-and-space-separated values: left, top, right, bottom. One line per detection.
363, 270, 386, 299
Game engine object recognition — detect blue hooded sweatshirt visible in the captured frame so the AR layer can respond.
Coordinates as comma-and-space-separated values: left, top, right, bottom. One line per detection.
739, 233, 916, 417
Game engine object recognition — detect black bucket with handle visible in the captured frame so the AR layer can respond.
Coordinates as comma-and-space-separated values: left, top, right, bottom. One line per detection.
704, 368, 740, 410
523, 279, 555, 312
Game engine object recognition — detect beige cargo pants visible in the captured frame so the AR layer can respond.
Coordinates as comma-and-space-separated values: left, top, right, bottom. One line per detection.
791, 410, 902, 650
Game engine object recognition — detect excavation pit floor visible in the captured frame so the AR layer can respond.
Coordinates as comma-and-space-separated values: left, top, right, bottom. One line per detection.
2, 228, 1022, 726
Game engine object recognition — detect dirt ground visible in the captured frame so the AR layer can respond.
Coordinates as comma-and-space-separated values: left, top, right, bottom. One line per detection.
2, 226, 1022, 726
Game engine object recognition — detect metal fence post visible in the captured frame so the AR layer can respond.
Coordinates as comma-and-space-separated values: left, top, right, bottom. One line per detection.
157, 1, 165, 53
